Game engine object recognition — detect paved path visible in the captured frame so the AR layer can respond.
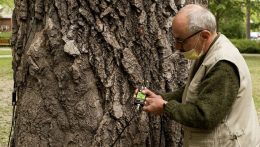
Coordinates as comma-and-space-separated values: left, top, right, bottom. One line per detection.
0, 47, 12, 50
242, 54, 260, 57
0, 48, 12, 58
0, 55, 12, 58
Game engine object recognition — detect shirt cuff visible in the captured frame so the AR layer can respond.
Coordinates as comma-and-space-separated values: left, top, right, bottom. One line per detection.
163, 100, 180, 118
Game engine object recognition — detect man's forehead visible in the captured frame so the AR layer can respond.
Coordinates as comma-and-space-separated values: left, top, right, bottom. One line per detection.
172, 14, 187, 36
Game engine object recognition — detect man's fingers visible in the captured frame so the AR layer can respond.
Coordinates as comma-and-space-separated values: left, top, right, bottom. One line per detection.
145, 97, 152, 103
142, 88, 155, 96
144, 98, 151, 106
144, 101, 148, 106
143, 98, 153, 112
133, 88, 138, 97
143, 105, 150, 112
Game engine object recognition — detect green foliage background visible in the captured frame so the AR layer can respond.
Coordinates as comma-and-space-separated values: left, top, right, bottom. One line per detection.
231, 39, 260, 53
0, 0, 14, 10
209, 0, 260, 39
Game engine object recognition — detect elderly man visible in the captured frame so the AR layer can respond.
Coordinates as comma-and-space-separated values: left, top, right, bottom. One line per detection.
140, 4, 260, 147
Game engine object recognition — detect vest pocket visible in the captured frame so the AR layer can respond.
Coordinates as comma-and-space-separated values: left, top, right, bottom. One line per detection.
218, 135, 242, 147
217, 126, 245, 147
188, 131, 215, 147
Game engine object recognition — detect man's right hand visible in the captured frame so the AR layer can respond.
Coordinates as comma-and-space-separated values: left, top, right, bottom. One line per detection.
139, 88, 167, 115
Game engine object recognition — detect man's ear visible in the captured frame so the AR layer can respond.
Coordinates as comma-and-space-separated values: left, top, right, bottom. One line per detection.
201, 30, 211, 40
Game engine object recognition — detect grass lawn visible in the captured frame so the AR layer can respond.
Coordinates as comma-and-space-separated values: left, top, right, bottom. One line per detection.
0, 47, 13, 80
0, 49, 13, 146
0, 32, 12, 39
244, 56, 260, 117
0, 48, 259, 146
0, 58, 12, 80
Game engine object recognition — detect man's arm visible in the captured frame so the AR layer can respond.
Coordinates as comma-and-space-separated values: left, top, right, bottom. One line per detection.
163, 60, 239, 129
160, 87, 185, 103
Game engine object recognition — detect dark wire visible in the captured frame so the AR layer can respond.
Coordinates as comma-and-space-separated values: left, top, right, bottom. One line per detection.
7, 96, 16, 147
8, 52, 17, 147
110, 108, 139, 147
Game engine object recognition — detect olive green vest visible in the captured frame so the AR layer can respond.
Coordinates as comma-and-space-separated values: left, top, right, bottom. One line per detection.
182, 34, 260, 147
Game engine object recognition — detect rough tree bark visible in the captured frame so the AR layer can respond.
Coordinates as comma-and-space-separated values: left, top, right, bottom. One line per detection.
185, 0, 208, 6
11, 0, 203, 146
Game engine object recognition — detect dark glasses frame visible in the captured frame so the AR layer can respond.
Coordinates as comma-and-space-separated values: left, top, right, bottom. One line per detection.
175, 30, 204, 51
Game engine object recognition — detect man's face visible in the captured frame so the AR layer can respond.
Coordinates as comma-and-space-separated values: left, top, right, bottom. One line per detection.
172, 14, 203, 53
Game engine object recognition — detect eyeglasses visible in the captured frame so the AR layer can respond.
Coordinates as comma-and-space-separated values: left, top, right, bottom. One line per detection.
175, 30, 204, 51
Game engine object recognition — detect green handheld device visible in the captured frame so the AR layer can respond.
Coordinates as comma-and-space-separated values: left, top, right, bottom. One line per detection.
134, 86, 146, 110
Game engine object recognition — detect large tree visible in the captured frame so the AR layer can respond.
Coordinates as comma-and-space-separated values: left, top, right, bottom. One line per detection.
11, 0, 205, 146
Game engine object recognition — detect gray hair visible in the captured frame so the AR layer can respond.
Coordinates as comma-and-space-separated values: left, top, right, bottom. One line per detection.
180, 5, 217, 33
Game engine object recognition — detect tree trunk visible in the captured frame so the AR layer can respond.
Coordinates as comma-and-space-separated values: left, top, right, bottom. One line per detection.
11, 0, 206, 146
246, 0, 251, 39
185, 0, 208, 6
